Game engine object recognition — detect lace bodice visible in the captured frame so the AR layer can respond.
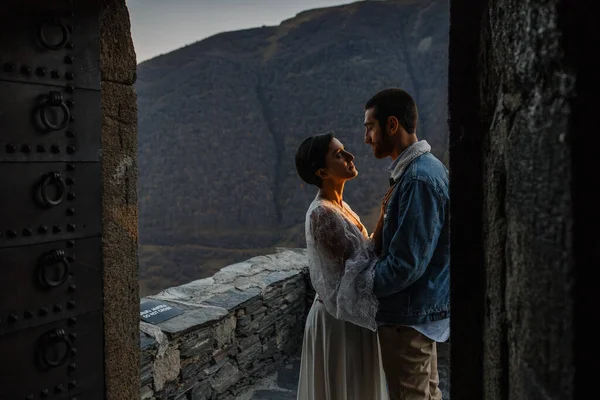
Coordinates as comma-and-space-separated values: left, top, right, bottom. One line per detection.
305, 196, 379, 331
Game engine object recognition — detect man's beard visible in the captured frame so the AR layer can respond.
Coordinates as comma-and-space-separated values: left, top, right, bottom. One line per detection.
373, 130, 394, 159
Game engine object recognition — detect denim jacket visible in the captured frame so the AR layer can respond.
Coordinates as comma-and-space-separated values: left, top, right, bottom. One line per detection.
373, 152, 450, 326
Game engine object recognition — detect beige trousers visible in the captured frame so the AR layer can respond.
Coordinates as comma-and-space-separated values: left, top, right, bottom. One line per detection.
378, 325, 442, 400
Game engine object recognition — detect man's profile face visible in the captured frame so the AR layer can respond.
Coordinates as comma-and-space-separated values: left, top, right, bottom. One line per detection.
364, 107, 392, 159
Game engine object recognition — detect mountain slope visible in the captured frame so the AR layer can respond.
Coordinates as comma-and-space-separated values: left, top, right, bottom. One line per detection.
136, 0, 449, 295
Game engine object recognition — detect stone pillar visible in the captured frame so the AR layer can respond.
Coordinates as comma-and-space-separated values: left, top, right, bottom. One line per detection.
100, 0, 140, 399
449, 0, 596, 399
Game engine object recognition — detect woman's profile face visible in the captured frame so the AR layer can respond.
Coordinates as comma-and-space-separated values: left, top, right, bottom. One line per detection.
320, 138, 358, 183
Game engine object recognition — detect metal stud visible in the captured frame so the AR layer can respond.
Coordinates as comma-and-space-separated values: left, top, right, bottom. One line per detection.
67, 145, 75, 154
66, 177, 75, 185
7, 230, 17, 238
41, 389, 49, 397
6, 144, 16, 153
38, 225, 48, 234
68, 284, 76, 292
23, 228, 32, 236
66, 99, 74, 108
67, 163, 75, 171
71, 348, 77, 356
67, 301, 76, 309
67, 223, 75, 232
36, 66, 47, 76
8, 314, 18, 323
51, 144, 60, 153
68, 362, 77, 372
67, 255, 75, 263
65, 72, 74, 80
55, 384, 64, 393
37, 144, 46, 153
20, 65, 31, 75
67, 207, 75, 216
21, 144, 31, 153
69, 115, 75, 122
3, 62, 15, 72
26, 395, 34, 400
68, 193, 76, 200
68, 380, 77, 389
66, 84, 75, 93
69, 332, 77, 341
39, 307, 48, 316
67, 240, 75, 248
65, 55, 74, 64
53, 225, 62, 233
24, 310, 34, 319
51, 70, 60, 79
54, 304, 62, 312
66, 130, 75, 138
66, 42, 74, 49
69, 317, 76, 324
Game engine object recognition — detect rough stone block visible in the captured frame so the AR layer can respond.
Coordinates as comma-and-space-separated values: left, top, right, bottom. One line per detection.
180, 336, 215, 359
237, 340, 262, 369
203, 357, 230, 376
152, 347, 181, 392
261, 337, 278, 359
257, 323, 276, 340
140, 362, 154, 386
214, 315, 237, 346
211, 362, 242, 394
156, 306, 229, 338
140, 385, 154, 400
238, 334, 260, 350
203, 287, 262, 311
141, 333, 157, 350
211, 347, 231, 364
191, 380, 212, 400
182, 359, 211, 381
245, 299, 265, 314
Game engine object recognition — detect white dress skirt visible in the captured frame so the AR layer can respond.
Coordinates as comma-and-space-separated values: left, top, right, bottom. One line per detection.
296, 296, 389, 400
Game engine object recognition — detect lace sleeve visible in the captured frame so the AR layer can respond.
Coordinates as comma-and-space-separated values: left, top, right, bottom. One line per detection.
305, 202, 379, 331
309, 206, 352, 263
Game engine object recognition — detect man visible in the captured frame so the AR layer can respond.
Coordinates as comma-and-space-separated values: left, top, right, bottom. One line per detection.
364, 88, 450, 400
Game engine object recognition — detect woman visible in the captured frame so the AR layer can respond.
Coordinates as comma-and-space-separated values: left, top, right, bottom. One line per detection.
295, 132, 388, 400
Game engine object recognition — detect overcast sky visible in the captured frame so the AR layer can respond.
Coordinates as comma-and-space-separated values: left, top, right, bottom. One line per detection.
127, 0, 360, 63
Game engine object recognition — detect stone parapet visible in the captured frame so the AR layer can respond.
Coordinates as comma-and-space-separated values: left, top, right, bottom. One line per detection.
139, 249, 310, 400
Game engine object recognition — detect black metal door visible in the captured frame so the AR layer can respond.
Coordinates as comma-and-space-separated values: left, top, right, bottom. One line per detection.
0, 1, 105, 399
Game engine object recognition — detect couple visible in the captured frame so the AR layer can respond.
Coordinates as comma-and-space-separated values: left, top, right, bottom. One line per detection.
295, 88, 450, 400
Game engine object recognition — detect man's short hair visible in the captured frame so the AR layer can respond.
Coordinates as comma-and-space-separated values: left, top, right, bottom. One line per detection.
365, 88, 418, 134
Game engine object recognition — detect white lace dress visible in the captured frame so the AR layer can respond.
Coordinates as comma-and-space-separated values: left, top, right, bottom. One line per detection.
297, 196, 389, 400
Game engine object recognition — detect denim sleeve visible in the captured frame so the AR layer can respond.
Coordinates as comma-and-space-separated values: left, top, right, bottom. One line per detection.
373, 178, 445, 298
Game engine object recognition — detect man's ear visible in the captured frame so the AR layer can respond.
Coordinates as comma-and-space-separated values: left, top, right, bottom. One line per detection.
315, 168, 328, 180
387, 116, 400, 135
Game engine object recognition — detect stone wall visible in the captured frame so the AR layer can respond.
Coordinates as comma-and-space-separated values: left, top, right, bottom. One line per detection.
139, 249, 312, 400
100, 0, 140, 399
448, 0, 588, 399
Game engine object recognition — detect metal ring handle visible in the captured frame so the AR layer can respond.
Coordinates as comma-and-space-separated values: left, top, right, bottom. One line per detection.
37, 250, 70, 288
38, 329, 72, 368
39, 172, 67, 208
38, 20, 70, 50
39, 92, 70, 131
